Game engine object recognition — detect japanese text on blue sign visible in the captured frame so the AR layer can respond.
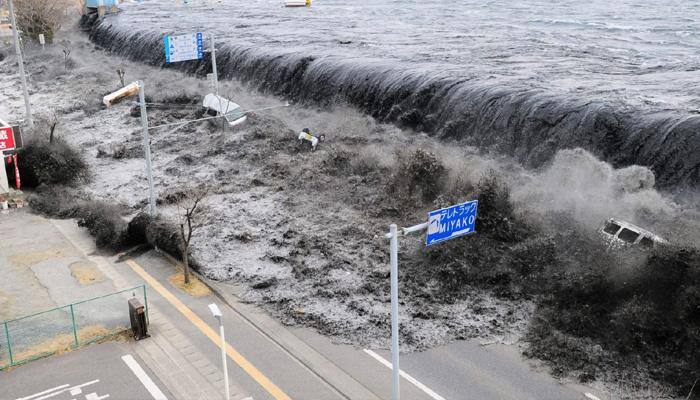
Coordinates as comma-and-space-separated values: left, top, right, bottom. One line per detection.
426, 200, 478, 246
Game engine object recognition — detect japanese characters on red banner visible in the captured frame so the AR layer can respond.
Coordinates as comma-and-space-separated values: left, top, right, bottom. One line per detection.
0, 126, 16, 152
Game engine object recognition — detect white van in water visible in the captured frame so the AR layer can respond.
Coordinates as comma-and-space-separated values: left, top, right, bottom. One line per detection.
202, 94, 247, 127
600, 218, 667, 249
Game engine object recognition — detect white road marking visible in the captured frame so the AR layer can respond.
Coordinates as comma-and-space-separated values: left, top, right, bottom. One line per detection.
363, 349, 447, 400
15, 385, 69, 400
121, 354, 168, 400
20, 380, 100, 400
85, 393, 110, 400
585, 394, 601, 400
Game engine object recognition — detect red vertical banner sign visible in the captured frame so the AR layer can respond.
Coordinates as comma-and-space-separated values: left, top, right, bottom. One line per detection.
13, 154, 20, 190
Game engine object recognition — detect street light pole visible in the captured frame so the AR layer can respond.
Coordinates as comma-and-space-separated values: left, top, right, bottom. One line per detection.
137, 81, 156, 216
7, 0, 33, 129
389, 223, 400, 400
209, 303, 230, 400
102, 81, 157, 216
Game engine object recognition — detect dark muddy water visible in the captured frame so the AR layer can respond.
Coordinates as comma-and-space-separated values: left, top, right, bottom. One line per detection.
89, 0, 700, 187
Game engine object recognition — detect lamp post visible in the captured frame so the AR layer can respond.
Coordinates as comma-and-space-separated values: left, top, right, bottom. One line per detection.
208, 303, 230, 400
102, 81, 156, 215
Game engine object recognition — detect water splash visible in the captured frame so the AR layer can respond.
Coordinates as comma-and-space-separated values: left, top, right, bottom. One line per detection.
83, 5, 700, 189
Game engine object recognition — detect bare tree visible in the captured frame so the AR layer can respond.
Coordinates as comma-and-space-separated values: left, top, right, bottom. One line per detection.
176, 186, 209, 285
62, 48, 71, 70
35, 109, 58, 143
47, 110, 58, 143
12, 0, 74, 43
116, 66, 126, 87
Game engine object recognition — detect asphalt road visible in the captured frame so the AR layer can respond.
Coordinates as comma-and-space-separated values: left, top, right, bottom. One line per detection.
0, 342, 172, 400
133, 249, 594, 400
291, 326, 595, 400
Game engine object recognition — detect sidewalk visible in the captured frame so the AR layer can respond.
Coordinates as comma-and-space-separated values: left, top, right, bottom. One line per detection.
0, 209, 246, 399
49, 217, 250, 400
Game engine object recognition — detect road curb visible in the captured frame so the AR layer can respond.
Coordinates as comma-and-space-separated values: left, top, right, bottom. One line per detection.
156, 249, 382, 400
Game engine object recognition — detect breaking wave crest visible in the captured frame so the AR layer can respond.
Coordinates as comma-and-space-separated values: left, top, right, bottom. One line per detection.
84, 17, 700, 189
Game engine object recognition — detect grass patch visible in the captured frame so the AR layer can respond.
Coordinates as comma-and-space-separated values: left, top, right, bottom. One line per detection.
168, 273, 211, 297
7, 247, 76, 268
1, 325, 125, 368
69, 261, 106, 286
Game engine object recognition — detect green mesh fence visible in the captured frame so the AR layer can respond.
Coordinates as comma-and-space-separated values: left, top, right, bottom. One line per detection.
0, 285, 147, 369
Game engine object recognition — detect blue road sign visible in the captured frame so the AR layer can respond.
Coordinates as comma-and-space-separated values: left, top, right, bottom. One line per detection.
164, 32, 204, 64
426, 200, 478, 246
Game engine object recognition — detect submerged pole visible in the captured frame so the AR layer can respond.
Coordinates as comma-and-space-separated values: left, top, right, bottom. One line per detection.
210, 33, 219, 96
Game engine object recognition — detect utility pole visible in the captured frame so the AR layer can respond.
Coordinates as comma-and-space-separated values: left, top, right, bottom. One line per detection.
137, 81, 156, 216
7, 0, 33, 129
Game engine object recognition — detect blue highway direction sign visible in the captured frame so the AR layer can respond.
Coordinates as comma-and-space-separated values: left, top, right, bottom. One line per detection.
164, 32, 204, 64
426, 200, 478, 246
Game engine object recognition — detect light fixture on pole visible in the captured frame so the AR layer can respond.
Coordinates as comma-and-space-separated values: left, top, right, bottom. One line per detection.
208, 303, 230, 400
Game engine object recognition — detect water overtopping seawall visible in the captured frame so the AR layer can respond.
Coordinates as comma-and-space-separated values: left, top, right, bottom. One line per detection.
85, 17, 700, 189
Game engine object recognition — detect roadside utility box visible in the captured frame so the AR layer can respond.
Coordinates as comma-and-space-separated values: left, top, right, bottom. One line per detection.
128, 298, 150, 340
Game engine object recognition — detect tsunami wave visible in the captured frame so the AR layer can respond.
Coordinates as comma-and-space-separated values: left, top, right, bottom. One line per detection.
83, 15, 700, 189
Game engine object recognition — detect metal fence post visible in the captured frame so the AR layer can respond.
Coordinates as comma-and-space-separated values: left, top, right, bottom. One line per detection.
69, 305, 79, 348
142, 285, 149, 325
4, 322, 13, 366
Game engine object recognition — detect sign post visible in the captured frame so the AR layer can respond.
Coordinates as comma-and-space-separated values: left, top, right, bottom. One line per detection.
389, 223, 399, 400
7, 0, 33, 129
384, 199, 478, 400
210, 33, 219, 95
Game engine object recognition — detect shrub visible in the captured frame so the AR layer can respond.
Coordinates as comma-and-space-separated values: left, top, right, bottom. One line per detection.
77, 202, 128, 250
19, 139, 89, 188
386, 148, 447, 207
27, 184, 82, 217
12, 0, 73, 43
127, 212, 202, 271
321, 147, 354, 175
474, 170, 526, 242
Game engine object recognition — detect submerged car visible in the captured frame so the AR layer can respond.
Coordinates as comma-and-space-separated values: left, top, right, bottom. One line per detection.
202, 93, 247, 127
600, 218, 667, 249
